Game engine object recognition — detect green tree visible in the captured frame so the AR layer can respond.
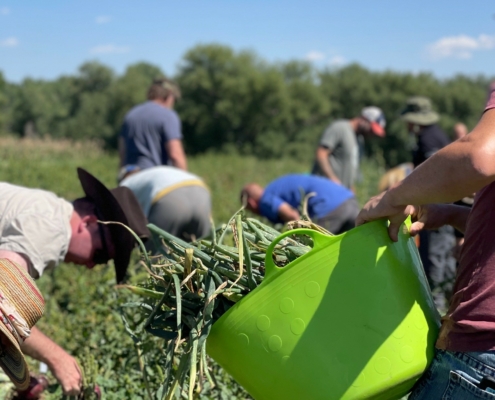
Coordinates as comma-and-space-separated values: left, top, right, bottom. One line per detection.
0, 71, 10, 134
252, 61, 331, 160
11, 78, 74, 137
2, 46, 493, 166
176, 44, 291, 154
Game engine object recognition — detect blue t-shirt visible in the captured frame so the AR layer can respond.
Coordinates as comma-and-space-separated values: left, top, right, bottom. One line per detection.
120, 101, 183, 170
259, 174, 354, 224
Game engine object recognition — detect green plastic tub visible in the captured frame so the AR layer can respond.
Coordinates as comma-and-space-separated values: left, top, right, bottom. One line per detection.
206, 219, 440, 399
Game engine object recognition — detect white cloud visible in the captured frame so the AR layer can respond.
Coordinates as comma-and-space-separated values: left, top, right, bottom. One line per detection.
0, 7, 10, 15
305, 51, 325, 62
90, 44, 129, 54
0, 37, 18, 47
427, 34, 495, 60
95, 15, 111, 24
328, 55, 346, 67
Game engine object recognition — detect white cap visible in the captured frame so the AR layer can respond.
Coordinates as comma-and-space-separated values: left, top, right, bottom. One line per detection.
361, 106, 386, 137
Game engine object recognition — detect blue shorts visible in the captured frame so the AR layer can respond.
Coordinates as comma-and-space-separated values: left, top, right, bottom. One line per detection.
409, 349, 495, 399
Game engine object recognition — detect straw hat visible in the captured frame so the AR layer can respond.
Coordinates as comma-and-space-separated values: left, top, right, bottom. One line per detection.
0, 259, 44, 390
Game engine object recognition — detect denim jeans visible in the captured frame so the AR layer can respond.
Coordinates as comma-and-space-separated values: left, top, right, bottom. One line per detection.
409, 349, 495, 399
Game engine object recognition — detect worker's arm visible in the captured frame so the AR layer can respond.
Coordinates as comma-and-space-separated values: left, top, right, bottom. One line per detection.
357, 108, 495, 240
277, 202, 301, 222
408, 204, 472, 236
315, 146, 341, 184
0, 250, 82, 396
21, 327, 82, 396
165, 139, 188, 170
0, 250, 30, 270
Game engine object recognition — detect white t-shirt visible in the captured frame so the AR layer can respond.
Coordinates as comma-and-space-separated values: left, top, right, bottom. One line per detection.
120, 166, 207, 216
0, 183, 73, 279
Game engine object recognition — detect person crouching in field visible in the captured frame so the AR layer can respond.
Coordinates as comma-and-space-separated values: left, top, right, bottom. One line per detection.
119, 166, 212, 242
241, 174, 359, 234
355, 82, 495, 398
0, 168, 149, 397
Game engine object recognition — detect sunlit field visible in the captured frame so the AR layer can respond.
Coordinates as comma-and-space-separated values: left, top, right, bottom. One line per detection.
0, 136, 383, 399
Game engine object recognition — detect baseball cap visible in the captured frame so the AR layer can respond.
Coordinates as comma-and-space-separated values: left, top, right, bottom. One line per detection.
361, 106, 386, 137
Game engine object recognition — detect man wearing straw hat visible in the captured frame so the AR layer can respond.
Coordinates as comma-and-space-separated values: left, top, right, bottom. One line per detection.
0, 168, 149, 396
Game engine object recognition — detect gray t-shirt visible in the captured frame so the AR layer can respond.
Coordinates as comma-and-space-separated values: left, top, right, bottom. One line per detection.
120, 101, 183, 170
0, 183, 73, 279
311, 120, 359, 189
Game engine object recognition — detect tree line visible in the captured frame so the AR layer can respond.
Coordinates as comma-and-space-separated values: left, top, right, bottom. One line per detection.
0, 43, 492, 167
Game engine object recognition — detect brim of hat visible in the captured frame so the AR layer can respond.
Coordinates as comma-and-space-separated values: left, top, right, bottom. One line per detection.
401, 111, 439, 125
77, 168, 134, 283
0, 329, 29, 390
370, 122, 386, 137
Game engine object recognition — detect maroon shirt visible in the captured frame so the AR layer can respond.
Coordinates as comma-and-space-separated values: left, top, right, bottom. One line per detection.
436, 85, 495, 351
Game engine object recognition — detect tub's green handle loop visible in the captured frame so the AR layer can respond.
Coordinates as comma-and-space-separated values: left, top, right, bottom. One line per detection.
264, 217, 412, 280
264, 228, 335, 280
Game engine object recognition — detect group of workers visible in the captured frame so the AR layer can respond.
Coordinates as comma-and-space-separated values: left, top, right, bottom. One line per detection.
1, 76, 495, 399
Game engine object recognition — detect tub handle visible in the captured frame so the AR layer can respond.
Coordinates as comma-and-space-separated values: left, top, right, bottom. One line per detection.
264, 228, 335, 280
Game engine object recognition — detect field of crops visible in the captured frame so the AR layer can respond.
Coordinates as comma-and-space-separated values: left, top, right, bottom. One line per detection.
0, 136, 384, 399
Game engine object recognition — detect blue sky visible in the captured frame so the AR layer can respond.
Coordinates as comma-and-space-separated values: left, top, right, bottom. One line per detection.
0, 1, 494, 82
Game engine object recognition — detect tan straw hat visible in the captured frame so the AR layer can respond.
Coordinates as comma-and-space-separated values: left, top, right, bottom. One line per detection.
0, 259, 44, 390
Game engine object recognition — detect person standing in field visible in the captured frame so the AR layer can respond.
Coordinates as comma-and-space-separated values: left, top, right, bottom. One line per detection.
401, 96, 456, 312
355, 82, 495, 398
0, 168, 149, 397
241, 174, 359, 235
118, 78, 187, 180
119, 166, 212, 242
311, 106, 386, 191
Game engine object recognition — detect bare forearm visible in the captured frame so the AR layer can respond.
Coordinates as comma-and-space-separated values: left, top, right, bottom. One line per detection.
171, 155, 187, 170
166, 139, 188, 170
388, 110, 495, 207
21, 327, 82, 395
315, 148, 339, 181
317, 159, 337, 180
277, 203, 300, 222
434, 204, 471, 233
21, 327, 63, 367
